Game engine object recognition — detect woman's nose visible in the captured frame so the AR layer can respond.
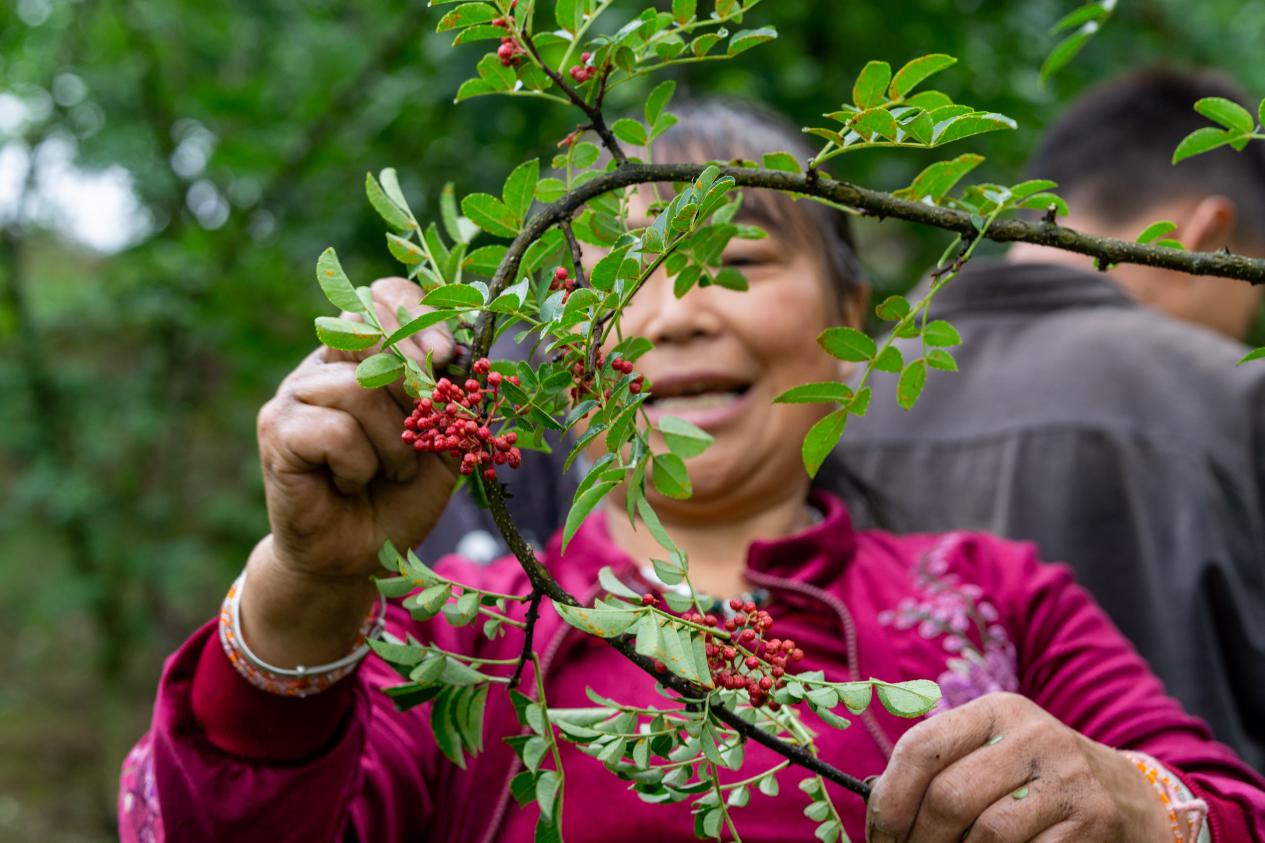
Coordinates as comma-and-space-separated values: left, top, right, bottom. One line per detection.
632, 264, 723, 347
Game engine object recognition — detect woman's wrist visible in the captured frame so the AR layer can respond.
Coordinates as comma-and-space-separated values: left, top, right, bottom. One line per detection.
239, 535, 380, 670
1090, 740, 1193, 842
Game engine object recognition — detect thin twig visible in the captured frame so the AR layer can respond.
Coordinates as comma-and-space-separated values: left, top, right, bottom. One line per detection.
560, 219, 589, 289
517, 29, 628, 166
508, 589, 543, 689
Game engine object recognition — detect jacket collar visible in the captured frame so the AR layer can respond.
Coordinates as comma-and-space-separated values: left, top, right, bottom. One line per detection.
546, 490, 857, 594
915, 259, 1135, 319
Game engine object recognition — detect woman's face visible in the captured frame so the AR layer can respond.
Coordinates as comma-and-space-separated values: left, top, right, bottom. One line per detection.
600, 190, 866, 521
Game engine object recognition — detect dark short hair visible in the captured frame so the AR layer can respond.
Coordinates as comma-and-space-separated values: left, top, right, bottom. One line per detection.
1028, 67, 1265, 242
651, 97, 867, 305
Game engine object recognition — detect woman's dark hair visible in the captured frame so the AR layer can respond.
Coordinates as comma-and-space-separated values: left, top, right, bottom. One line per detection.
647, 97, 898, 528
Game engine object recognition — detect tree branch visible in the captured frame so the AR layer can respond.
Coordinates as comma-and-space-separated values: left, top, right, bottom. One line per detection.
508, 589, 543, 690
471, 164, 1265, 365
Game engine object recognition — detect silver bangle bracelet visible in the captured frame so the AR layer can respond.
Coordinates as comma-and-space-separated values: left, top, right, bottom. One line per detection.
228, 565, 387, 679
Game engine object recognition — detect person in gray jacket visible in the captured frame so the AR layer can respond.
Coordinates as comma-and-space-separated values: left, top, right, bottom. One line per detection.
839, 67, 1265, 769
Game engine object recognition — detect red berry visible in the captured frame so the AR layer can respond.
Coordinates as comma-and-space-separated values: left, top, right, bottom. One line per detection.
729, 598, 743, 611
554, 266, 568, 281
759, 676, 774, 691
741, 628, 757, 642
483, 467, 497, 481
791, 648, 805, 662
745, 656, 759, 670
641, 593, 657, 606
743, 601, 756, 614
722, 646, 736, 661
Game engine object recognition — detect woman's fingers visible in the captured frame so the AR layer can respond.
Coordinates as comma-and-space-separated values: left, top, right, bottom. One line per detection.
259, 398, 380, 496
963, 779, 1071, 842
902, 730, 1045, 843
867, 695, 1004, 843
285, 357, 419, 484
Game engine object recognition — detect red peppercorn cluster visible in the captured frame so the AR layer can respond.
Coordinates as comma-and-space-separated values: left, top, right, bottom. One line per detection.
691, 598, 805, 709
492, 3, 525, 66
569, 52, 595, 83
563, 348, 646, 405
550, 266, 577, 301
401, 357, 523, 482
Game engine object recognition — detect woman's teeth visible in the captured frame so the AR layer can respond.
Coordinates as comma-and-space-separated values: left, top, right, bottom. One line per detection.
651, 392, 740, 413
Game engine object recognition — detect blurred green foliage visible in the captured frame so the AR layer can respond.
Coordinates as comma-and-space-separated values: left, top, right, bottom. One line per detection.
2, 0, 1263, 837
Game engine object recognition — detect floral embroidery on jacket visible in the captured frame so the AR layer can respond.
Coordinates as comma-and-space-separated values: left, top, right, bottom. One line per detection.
878, 533, 1018, 713
119, 734, 164, 843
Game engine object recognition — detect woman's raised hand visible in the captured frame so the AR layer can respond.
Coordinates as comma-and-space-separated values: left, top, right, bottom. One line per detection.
241, 277, 458, 668
865, 692, 1171, 843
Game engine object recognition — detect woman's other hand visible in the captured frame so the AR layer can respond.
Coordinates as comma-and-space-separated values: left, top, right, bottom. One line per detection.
866, 692, 1172, 843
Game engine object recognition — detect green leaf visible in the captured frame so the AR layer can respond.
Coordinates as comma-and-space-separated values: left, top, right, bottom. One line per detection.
818, 326, 876, 362
1018, 193, 1070, 217
633, 612, 661, 657
384, 311, 449, 347
660, 623, 700, 682
838, 682, 873, 714
553, 0, 582, 33
657, 416, 714, 459
462, 193, 519, 238
366, 172, 414, 232
853, 60, 892, 110
1051, 2, 1107, 34
502, 158, 540, 220
511, 771, 539, 807
458, 683, 489, 752
926, 349, 958, 372
761, 151, 801, 173
431, 689, 466, 768
875, 294, 912, 321
315, 316, 379, 351
612, 118, 648, 146
1173, 126, 1234, 164
922, 319, 961, 347
418, 582, 453, 616
873, 679, 942, 717
873, 346, 903, 373
897, 360, 927, 410
436, 2, 498, 31
598, 566, 642, 600
441, 183, 477, 245
728, 25, 777, 56
802, 409, 847, 477
355, 353, 404, 388
562, 480, 619, 550
671, 0, 696, 23
535, 769, 561, 820
645, 80, 676, 126
804, 801, 831, 821
1137, 220, 1178, 245
902, 153, 983, 202
815, 819, 842, 842
853, 108, 899, 142
932, 112, 1017, 146
712, 266, 748, 291
758, 774, 780, 797
1239, 346, 1265, 365
315, 248, 364, 313
386, 233, 425, 267
554, 602, 639, 637
1195, 97, 1255, 134
455, 78, 495, 103
475, 52, 516, 91
1041, 30, 1093, 81
775, 382, 853, 404
535, 177, 566, 204
444, 589, 480, 626
890, 54, 957, 99
421, 284, 484, 309
651, 453, 691, 499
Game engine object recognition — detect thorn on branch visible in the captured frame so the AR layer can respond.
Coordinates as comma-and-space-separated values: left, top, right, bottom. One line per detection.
1042, 204, 1059, 226
1220, 245, 1234, 256
1094, 256, 1112, 272
508, 589, 544, 690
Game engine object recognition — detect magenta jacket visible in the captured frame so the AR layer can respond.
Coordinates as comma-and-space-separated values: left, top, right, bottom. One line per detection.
119, 493, 1265, 842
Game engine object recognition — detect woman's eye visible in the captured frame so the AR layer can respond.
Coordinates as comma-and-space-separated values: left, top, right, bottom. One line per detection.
723, 255, 763, 268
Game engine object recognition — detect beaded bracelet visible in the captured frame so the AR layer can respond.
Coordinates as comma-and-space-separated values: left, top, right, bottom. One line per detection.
1121, 750, 1210, 843
218, 567, 387, 698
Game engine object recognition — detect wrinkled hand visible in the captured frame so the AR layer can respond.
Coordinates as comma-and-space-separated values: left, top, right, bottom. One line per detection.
866, 692, 1169, 843
257, 276, 459, 583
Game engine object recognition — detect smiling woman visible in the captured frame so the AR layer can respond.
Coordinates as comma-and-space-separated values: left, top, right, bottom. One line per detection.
120, 94, 1265, 842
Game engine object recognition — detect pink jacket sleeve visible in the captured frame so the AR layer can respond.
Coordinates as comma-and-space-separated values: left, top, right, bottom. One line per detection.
119, 605, 444, 843
990, 538, 1265, 841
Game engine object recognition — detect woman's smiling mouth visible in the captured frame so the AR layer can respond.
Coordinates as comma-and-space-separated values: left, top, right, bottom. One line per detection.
643, 373, 753, 428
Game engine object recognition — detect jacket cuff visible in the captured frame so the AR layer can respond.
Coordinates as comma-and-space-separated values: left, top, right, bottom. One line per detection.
189, 621, 358, 761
